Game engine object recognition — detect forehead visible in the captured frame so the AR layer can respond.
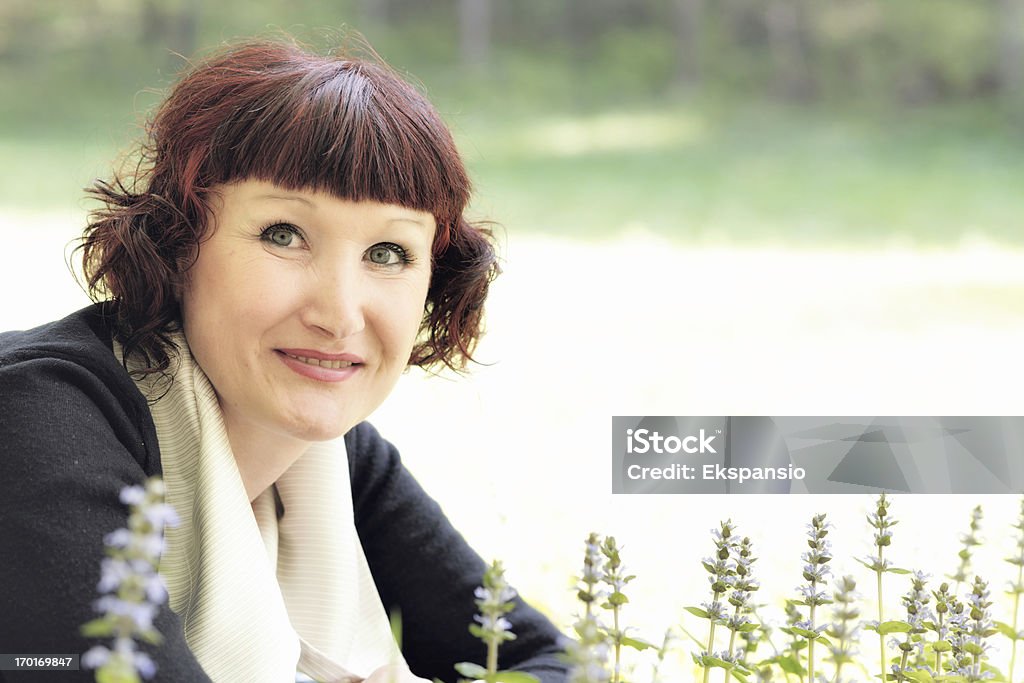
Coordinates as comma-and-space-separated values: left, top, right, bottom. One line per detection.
212, 179, 437, 232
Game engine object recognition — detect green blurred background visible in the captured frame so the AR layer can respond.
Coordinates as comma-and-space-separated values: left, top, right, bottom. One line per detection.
2, 0, 1023, 245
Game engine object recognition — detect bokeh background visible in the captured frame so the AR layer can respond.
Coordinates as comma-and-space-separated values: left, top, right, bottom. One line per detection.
2, 1, 1024, 680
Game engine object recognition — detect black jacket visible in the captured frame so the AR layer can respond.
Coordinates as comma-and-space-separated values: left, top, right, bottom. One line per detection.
0, 304, 569, 682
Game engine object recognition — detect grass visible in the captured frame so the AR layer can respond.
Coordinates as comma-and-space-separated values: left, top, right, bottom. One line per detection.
456, 102, 1024, 246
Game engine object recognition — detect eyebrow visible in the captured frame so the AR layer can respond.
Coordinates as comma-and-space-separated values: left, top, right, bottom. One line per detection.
254, 193, 433, 229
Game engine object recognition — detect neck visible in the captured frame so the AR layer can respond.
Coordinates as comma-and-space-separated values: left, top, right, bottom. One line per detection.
221, 413, 310, 502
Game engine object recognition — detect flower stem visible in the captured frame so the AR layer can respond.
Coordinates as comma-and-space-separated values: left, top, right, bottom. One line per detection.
808, 602, 816, 683
935, 610, 944, 676
833, 634, 845, 683
612, 606, 621, 683
703, 619, 718, 683
487, 638, 498, 676
877, 549, 885, 682
897, 642, 909, 682
1013, 563, 1023, 683
727, 603, 741, 656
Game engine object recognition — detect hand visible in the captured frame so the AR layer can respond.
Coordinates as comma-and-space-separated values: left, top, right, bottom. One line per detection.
361, 663, 432, 683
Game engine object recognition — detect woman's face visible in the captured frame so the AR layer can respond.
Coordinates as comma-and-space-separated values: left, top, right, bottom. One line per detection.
180, 179, 435, 448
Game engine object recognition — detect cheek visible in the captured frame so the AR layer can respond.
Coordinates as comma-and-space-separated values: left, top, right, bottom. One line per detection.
190, 251, 284, 319
181, 254, 282, 363
379, 280, 431, 359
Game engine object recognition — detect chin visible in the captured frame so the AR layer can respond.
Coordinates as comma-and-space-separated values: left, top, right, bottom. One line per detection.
283, 413, 355, 443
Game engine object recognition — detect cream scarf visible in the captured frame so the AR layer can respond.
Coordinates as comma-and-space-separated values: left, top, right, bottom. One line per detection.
121, 334, 404, 682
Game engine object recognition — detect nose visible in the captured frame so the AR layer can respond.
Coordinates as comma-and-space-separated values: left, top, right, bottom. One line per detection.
299, 258, 367, 340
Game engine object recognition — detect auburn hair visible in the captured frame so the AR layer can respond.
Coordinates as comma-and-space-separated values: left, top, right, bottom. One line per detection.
80, 38, 497, 375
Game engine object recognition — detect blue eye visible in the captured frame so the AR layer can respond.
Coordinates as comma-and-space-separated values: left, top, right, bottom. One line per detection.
260, 224, 301, 247
366, 243, 409, 266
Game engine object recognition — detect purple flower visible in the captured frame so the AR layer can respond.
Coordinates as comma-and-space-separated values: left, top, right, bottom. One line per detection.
701, 601, 727, 621
94, 595, 158, 631
97, 558, 131, 592
119, 486, 146, 506
144, 574, 168, 604
143, 503, 180, 529
133, 651, 156, 680
103, 528, 133, 549
81, 646, 111, 669
474, 614, 513, 632
84, 478, 179, 682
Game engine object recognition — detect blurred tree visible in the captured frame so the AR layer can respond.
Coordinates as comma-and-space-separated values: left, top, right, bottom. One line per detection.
765, 0, 816, 100
672, 0, 704, 88
459, 0, 492, 71
996, 0, 1024, 103
0, 0, 1018, 119
141, 0, 200, 62
359, 0, 390, 24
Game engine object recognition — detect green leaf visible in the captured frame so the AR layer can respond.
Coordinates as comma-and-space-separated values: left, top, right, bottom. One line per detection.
933, 676, 970, 683
492, 672, 541, 683
389, 608, 403, 648
96, 667, 142, 683
80, 618, 115, 638
878, 620, 913, 635
679, 624, 709, 648
730, 669, 749, 682
684, 606, 710, 619
777, 654, 805, 675
455, 662, 488, 679
791, 626, 823, 639
931, 640, 952, 653
995, 620, 1020, 639
888, 567, 912, 575
702, 655, 733, 670
607, 591, 629, 607
621, 636, 656, 651
135, 628, 164, 646
903, 671, 935, 683
736, 622, 759, 633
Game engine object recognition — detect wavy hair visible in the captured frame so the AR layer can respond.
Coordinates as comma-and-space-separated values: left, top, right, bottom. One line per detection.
80, 38, 498, 376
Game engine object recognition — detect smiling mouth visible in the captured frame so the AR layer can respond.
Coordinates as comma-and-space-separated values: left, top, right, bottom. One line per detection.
282, 352, 357, 369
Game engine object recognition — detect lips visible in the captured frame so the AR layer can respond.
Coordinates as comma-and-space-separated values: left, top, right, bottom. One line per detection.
275, 348, 364, 383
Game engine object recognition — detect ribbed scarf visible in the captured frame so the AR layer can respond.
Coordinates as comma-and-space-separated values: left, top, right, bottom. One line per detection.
121, 334, 403, 682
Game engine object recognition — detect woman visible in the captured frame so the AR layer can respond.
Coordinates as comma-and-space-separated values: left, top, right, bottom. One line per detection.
0, 39, 570, 682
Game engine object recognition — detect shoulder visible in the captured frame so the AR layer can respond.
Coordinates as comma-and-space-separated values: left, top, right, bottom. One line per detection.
0, 307, 206, 679
343, 420, 395, 463
0, 303, 159, 474
343, 421, 443, 532
344, 421, 403, 501
1, 302, 118, 370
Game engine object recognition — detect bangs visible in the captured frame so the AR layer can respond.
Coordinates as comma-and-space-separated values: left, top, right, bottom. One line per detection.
160, 44, 469, 232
